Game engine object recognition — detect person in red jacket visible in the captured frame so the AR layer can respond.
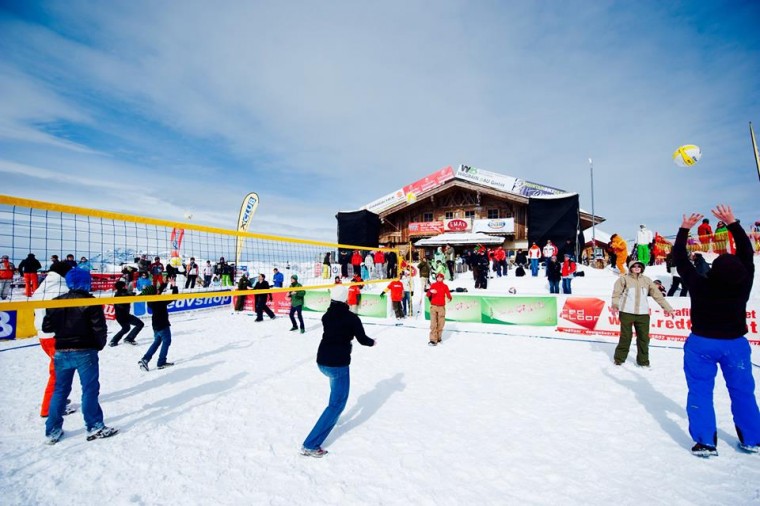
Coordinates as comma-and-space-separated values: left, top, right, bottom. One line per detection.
347, 274, 363, 314
350, 250, 363, 277
697, 218, 713, 252
426, 272, 452, 346
0, 254, 15, 300
560, 253, 577, 294
382, 278, 404, 319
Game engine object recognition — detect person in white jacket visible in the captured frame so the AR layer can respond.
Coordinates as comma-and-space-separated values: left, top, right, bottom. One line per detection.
611, 259, 673, 366
32, 262, 75, 418
636, 224, 654, 265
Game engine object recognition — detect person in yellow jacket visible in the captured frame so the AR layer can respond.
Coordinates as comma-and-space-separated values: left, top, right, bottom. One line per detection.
609, 234, 628, 275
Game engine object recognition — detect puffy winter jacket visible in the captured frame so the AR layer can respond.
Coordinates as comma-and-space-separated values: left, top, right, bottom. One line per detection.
611, 271, 672, 315
316, 301, 374, 367
42, 291, 107, 350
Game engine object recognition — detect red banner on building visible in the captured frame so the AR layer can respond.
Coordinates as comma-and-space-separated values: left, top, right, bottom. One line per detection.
409, 221, 445, 236
402, 166, 454, 203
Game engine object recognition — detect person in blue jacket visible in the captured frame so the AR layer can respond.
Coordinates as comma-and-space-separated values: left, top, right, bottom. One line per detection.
675, 204, 760, 457
272, 267, 284, 288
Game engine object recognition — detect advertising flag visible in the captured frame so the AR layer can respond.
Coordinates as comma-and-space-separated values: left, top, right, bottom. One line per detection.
235, 192, 260, 266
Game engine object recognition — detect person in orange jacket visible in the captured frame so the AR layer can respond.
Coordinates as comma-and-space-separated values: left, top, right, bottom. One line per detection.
382, 278, 404, 319
426, 272, 452, 346
609, 234, 628, 275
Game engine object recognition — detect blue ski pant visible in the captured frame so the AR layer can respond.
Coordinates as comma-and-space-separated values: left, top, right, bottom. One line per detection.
684, 334, 760, 446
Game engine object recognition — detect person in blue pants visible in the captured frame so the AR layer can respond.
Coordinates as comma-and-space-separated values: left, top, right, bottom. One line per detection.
301, 285, 375, 457
675, 205, 760, 457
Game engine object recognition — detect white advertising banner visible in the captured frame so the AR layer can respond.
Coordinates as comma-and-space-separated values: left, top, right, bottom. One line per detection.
472, 218, 515, 234
364, 188, 406, 214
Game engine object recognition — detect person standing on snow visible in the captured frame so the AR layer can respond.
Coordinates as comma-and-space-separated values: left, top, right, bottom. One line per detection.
301, 285, 375, 457
0, 254, 15, 300
138, 283, 177, 372
675, 205, 760, 457
609, 234, 628, 275
542, 240, 558, 266
426, 272, 452, 346
545, 255, 561, 294
32, 261, 74, 419
610, 259, 673, 367
528, 242, 541, 276
560, 254, 577, 294
635, 224, 654, 266
252, 273, 276, 321
42, 268, 118, 444
697, 218, 713, 252
272, 267, 284, 288
18, 252, 42, 297
287, 274, 305, 333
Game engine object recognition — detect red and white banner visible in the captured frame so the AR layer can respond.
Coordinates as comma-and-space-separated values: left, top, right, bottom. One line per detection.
556, 296, 760, 345
402, 166, 454, 203
409, 221, 445, 236
444, 218, 471, 232
232, 291, 292, 315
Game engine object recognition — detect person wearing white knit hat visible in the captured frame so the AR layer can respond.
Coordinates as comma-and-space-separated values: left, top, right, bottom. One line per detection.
301, 282, 374, 458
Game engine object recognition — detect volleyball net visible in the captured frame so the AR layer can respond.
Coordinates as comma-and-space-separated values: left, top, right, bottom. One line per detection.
0, 195, 400, 311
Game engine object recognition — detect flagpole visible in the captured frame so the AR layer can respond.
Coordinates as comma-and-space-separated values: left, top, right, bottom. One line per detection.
589, 157, 596, 262
750, 122, 760, 183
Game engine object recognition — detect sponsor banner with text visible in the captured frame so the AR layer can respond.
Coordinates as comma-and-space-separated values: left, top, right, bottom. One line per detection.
409, 221, 445, 236
402, 166, 454, 203
472, 218, 515, 234
557, 296, 760, 346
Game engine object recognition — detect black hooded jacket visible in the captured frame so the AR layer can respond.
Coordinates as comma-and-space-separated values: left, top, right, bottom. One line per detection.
674, 222, 753, 338
316, 301, 374, 367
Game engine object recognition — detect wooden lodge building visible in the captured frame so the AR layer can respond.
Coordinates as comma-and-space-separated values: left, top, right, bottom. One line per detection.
361, 165, 603, 258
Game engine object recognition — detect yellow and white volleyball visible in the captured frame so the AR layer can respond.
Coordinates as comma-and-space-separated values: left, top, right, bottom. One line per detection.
184, 211, 193, 220
672, 144, 702, 167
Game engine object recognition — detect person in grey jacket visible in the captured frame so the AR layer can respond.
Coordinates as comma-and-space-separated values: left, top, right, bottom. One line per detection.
611, 259, 673, 366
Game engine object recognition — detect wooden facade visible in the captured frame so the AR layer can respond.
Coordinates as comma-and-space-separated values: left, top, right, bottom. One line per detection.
374, 179, 602, 258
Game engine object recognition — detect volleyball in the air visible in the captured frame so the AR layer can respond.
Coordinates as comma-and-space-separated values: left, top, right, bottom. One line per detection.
184, 211, 193, 220
672, 144, 702, 167
508, 287, 517, 294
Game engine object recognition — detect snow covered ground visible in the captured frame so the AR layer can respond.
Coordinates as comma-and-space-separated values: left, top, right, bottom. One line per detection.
1, 259, 759, 505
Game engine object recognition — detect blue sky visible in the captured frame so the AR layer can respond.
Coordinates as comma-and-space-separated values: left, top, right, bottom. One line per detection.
1, 0, 759, 243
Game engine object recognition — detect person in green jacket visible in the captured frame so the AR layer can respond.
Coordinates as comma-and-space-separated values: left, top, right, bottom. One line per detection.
288, 274, 305, 333
418, 255, 431, 290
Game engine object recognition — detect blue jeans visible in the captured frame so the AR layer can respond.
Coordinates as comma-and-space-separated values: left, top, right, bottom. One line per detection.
530, 258, 538, 276
46, 350, 104, 437
290, 304, 304, 330
684, 334, 760, 446
402, 291, 411, 316
562, 278, 572, 294
142, 327, 172, 367
548, 279, 560, 294
303, 365, 350, 450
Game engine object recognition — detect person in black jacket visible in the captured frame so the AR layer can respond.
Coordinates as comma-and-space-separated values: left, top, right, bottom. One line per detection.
41, 268, 118, 444
675, 204, 760, 457
545, 255, 562, 294
252, 273, 275, 321
138, 283, 177, 371
18, 252, 42, 297
109, 281, 144, 346
301, 285, 375, 457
